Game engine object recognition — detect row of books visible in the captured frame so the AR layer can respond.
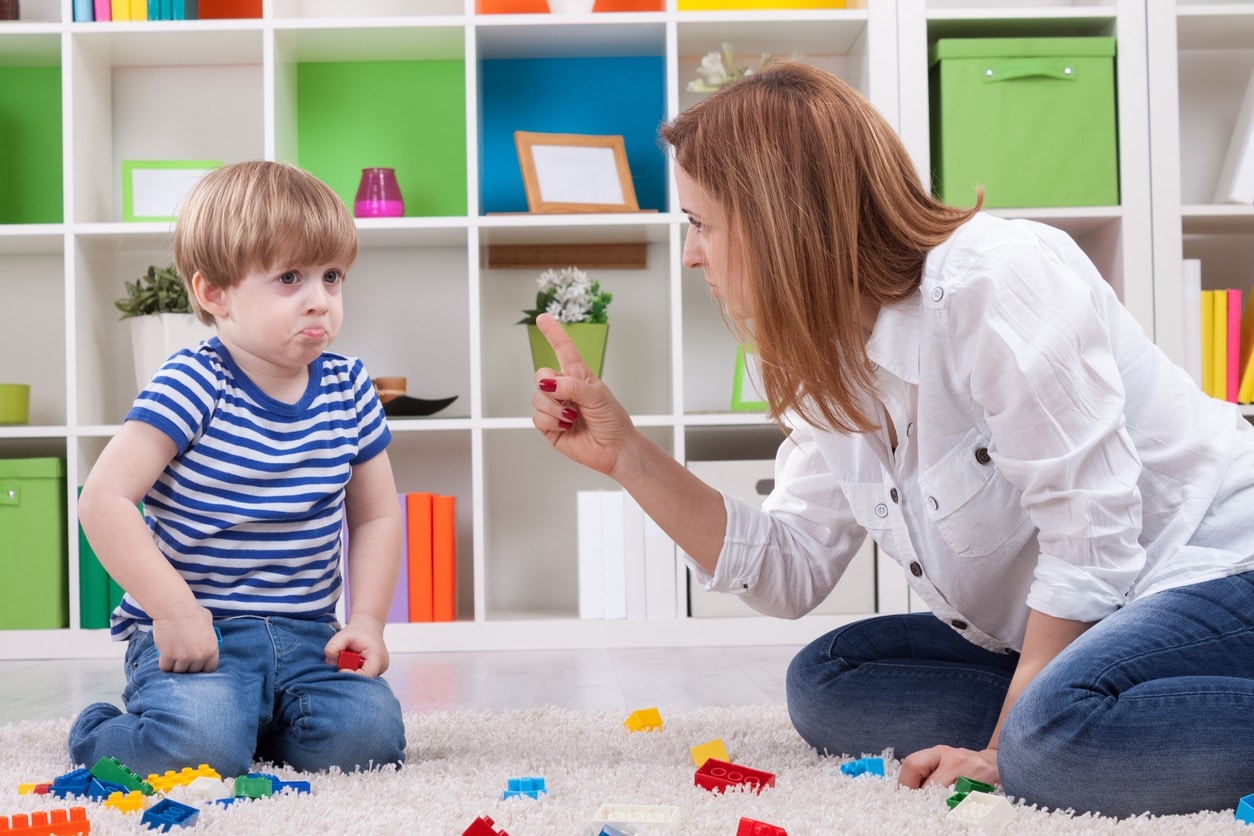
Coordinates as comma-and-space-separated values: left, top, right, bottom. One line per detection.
72, 0, 198, 21
1181, 260, 1254, 403
577, 490, 677, 620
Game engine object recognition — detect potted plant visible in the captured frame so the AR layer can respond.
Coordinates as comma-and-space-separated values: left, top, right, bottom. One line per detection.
517, 266, 612, 377
116, 264, 215, 391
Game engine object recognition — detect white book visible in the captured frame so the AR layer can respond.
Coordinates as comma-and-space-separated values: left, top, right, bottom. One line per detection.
1182, 258, 1203, 387
621, 492, 648, 620
576, 491, 603, 620
601, 491, 627, 620
1214, 67, 1254, 204
643, 514, 678, 620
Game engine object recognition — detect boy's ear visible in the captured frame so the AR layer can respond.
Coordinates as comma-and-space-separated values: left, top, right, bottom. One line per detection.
192, 271, 227, 318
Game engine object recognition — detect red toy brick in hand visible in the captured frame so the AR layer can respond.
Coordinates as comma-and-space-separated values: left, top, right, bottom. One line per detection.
337, 649, 364, 671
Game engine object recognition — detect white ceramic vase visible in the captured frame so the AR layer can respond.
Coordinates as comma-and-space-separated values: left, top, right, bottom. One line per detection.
129, 313, 216, 392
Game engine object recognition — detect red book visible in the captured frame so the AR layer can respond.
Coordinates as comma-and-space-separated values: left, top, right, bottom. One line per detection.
432, 495, 457, 622
94, 0, 111, 19
1228, 288, 1243, 402
405, 493, 434, 622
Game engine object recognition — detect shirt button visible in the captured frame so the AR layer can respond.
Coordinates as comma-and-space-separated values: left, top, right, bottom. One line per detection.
909, 562, 923, 577
874, 503, 888, 518
975, 447, 991, 465
950, 619, 968, 630
889, 488, 899, 503
930, 287, 944, 302
926, 496, 939, 511
906, 423, 914, 437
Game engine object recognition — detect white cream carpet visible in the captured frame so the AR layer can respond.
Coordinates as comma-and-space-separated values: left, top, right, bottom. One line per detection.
0, 705, 1246, 835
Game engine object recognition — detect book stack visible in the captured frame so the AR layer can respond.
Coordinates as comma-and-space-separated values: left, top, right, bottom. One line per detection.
1187, 262, 1254, 403
576, 490, 676, 620
75, 0, 198, 21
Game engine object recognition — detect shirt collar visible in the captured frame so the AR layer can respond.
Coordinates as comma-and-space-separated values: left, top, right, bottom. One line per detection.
864, 290, 922, 385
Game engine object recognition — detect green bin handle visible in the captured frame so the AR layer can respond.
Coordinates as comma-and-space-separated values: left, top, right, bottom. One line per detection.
981, 60, 1075, 83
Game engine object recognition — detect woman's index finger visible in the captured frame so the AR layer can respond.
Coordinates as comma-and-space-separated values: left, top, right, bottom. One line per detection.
537, 313, 588, 373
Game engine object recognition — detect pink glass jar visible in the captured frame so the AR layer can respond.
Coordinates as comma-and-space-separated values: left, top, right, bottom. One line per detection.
354, 167, 404, 218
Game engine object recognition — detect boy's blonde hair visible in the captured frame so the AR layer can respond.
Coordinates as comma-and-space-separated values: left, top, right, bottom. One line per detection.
660, 63, 979, 434
173, 161, 359, 325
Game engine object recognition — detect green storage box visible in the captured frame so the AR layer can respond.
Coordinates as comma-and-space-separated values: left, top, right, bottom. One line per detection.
0, 458, 68, 629
929, 37, 1119, 209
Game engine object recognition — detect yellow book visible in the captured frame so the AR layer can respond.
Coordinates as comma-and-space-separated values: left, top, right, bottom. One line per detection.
1202, 290, 1215, 398
130, 0, 146, 18
111, 0, 129, 19
1214, 290, 1229, 400
1238, 290, 1254, 403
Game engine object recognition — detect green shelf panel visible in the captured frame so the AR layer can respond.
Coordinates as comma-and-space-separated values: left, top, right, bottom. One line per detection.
0, 66, 63, 225
296, 60, 467, 218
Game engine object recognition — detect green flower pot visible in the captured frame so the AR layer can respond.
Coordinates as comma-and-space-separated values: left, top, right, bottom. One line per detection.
527, 322, 608, 378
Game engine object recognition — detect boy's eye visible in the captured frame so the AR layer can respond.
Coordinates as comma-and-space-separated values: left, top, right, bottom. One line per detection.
278, 272, 298, 285
323, 270, 342, 284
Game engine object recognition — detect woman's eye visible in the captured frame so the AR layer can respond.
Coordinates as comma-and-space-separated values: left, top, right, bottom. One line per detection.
278, 272, 298, 285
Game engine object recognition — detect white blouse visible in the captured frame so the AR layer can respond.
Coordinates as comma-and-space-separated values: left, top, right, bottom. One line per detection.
691, 212, 1254, 653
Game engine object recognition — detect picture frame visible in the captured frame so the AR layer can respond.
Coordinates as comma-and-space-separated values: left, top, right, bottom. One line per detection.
513, 131, 640, 214
731, 344, 767, 412
121, 160, 223, 223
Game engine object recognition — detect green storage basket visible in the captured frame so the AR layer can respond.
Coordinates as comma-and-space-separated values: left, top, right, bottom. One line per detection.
929, 37, 1119, 209
0, 457, 68, 629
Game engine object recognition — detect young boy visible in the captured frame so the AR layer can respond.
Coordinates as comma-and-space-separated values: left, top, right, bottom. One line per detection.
72, 161, 407, 777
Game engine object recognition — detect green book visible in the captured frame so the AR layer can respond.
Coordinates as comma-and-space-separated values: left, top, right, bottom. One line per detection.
77, 487, 110, 630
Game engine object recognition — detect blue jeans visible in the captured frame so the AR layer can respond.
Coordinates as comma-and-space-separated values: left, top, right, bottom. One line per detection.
786, 571, 1254, 818
69, 616, 406, 777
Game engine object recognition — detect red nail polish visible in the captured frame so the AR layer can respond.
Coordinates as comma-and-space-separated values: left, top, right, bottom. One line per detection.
538, 379, 557, 392
561, 408, 578, 421
558, 419, 573, 430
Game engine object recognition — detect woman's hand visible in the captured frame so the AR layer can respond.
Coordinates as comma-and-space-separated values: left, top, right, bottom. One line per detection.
531, 313, 639, 479
898, 745, 998, 790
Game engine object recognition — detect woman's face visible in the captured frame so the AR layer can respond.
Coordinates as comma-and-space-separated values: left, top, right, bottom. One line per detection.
676, 166, 739, 307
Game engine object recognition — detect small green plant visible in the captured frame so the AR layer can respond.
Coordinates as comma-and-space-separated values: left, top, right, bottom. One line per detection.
517, 267, 612, 326
115, 264, 191, 319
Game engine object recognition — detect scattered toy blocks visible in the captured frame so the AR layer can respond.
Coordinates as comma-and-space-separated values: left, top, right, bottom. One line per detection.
591, 803, 681, 830
145, 765, 220, 794
1237, 793, 1254, 825
624, 707, 663, 733
49, 768, 92, 799
948, 791, 1016, 830
690, 738, 729, 767
106, 790, 148, 814
502, 776, 547, 800
0, 807, 91, 836
461, 815, 509, 836
337, 649, 365, 671
89, 757, 154, 795
839, 757, 884, 778
737, 817, 788, 836
141, 798, 199, 832
694, 758, 775, 795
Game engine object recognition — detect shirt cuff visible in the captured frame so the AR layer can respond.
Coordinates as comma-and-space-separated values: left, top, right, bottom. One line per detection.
683, 493, 767, 595
1026, 553, 1130, 622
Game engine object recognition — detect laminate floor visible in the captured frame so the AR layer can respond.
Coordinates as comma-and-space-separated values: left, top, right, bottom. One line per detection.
0, 645, 801, 726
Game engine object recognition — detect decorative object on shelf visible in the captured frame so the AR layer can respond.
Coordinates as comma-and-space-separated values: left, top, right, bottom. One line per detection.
0, 0, 18, 20
514, 131, 640, 214
1214, 67, 1254, 204
731, 344, 767, 411
0, 383, 30, 425
353, 167, 405, 218
121, 160, 222, 222
687, 42, 796, 93
547, 0, 594, 12
373, 376, 458, 418
116, 264, 215, 391
519, 266, 612, 377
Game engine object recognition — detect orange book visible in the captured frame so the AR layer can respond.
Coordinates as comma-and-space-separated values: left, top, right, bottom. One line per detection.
405, 493, 434, 622
432, 495, 457, 622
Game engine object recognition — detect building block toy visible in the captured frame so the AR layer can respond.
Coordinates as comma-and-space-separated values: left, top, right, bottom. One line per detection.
624, 707, 663, 733
106, 790, 148, 814
946, 775, 998, 809
274, 779, 311, 795
0, 807, 91, 836
502, 776, 547, 799
597, 827, 629, 836
591, 803, 681, 830
141, 798, 199, 832
694, 759, 775, 795
1236, 792, 1254, 825
948, 791, 1016, 831
737, 817, 788, 836
839, 757, 884, 778
690, 738, 729, 767
337, 649, 364, 670
232, 775, 273, 799
85, 777, 128, 800
16, 784, 37, 795
180, 776, 231, 804
145, 764, 220, 794
89, 756, 154, 795
461, 815, 509, 836
49, 768, 92, 798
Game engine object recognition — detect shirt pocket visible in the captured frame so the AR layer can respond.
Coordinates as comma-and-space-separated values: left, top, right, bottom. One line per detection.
918, 427, 1032, 557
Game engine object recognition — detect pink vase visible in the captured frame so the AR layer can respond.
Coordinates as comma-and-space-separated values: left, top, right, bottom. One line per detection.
354, 167, 404, 218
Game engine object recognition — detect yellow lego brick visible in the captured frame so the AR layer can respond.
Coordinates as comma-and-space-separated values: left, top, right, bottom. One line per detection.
17, 782, 38, 794
106, 789, 148, 814
624, 707, 663, 733
690, 738, 730, 766
146, 764, 221, 793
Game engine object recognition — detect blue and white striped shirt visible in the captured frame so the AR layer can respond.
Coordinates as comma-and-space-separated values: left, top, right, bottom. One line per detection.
109, 337, 391, 640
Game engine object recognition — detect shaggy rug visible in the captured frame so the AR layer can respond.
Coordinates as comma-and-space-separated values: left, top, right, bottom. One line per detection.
0, 705, 1247, 835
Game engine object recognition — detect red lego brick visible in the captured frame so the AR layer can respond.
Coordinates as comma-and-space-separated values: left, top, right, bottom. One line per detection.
337, 649, 364, 671
0, 806, 91, 836
694, 758, 775, 795
737, 816, 788, 835
461, 815, 509, 836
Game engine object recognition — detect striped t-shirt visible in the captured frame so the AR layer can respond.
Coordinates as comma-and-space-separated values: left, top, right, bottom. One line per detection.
109, 337, 392, 640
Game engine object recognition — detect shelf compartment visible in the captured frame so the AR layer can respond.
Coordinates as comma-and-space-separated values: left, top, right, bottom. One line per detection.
274, 0, 465, 19
0, 34, 62, 225
0, 249, 66, 428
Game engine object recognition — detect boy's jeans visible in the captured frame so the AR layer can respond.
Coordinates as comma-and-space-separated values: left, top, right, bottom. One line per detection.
69, 616, 406, 777
785, 571, 1254, 818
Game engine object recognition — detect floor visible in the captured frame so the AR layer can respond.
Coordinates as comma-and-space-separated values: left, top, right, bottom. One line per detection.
0, 645, 801, 726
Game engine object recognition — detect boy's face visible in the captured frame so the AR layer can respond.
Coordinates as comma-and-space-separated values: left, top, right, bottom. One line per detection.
208, 261, 346, 372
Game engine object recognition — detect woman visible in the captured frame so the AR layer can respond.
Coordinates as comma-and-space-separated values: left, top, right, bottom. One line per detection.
530, 62, 1254, 818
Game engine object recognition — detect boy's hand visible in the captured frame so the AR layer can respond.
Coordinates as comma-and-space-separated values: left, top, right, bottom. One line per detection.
151, 605, 219, 673
325, 617, 389, 677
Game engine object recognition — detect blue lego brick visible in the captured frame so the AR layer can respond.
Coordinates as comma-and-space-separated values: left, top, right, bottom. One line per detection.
840, 757, 885, 778
1237, 793, 1254, 825
503, 775, 547, 799
50, 767, 92, 798
142, 798, 200, 831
